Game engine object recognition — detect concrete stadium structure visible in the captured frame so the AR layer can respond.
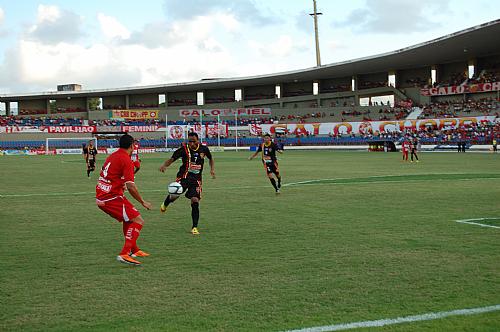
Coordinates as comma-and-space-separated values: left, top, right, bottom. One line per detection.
1, 19, 499, 128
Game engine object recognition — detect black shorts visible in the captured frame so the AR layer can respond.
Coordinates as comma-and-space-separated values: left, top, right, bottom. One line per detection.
88, 160, 96, 170
178, 177, 202, 199
263, 161, 279, 175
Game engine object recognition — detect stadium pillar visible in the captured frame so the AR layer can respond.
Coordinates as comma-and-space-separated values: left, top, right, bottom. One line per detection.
46, 99, 51, 115
125, 95, 130, 109
5, 102, 10, 116
85, 97, 91, 119
164, 92, 169, 109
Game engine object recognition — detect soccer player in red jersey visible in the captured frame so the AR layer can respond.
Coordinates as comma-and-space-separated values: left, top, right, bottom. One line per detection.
401, 139, 409, 162
249, 134, 283, 194
96, 134, 152, 266
159, 132, 215, 235
131, 139, 141, 173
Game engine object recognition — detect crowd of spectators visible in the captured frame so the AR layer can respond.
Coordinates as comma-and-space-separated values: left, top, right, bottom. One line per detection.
419, 98, 499, 119
1, 98, 497, 128
244, 93, 277, 101
358, 81, 387, 90
321, 84, 351, 93
369, 119, 500, 145
467, 68, 500, 85
340, 107, 412, 121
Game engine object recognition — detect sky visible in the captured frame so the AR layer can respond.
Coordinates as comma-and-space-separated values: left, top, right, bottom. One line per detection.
0, 0, 498, 94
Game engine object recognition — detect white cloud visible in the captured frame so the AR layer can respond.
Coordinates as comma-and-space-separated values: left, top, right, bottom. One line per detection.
36, 4, 60, 23
26, 5, 84, 44
97, 13, 130, 39
163, 0, 282, 26
0, 7, 4, 25
248, 35, 307, 58
333, 0, 451, 34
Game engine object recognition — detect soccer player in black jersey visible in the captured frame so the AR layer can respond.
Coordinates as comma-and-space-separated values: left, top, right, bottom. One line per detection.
249, 134, 283, 194
83, 140, 98, 177
159, 132, 215, 235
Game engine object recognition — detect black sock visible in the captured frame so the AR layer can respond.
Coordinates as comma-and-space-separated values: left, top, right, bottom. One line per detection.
277, 176, 281, 188
270, 178, 278, 190
87, 170, 90, 177
191, 202, 199, 228
163, 195, 173, 207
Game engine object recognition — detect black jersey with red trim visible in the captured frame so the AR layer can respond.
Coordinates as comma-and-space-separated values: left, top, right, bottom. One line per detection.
83, 146, 97, 161
257, 142, 279, 163
171, 143, 212, 180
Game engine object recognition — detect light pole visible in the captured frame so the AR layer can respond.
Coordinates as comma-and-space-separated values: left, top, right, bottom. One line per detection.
309, 0, 322, 67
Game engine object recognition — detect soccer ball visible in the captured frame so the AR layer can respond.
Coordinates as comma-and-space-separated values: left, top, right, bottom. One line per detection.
168, 182, 183, 195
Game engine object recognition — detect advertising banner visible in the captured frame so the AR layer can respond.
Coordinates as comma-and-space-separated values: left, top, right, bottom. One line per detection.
420, 82, 500, 96
251, 116, 497, 136
111, 110, 159, 119
166, 124, 228, 139
179, 108, 271, 117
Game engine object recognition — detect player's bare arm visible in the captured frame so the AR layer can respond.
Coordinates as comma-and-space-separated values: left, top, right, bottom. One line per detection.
159, 158, 175, 172
209, 158, 216, 179
248, 151, 259, 160
126, 182, 152, 210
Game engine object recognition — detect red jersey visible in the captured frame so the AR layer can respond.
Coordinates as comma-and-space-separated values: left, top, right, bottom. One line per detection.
401, 141, 409, 152
131, 142, 140, 162
96, 149, 135, 201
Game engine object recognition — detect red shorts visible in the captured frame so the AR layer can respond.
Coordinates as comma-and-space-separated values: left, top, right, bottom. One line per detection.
96, 196, 140, 222
133, 160, 141, 169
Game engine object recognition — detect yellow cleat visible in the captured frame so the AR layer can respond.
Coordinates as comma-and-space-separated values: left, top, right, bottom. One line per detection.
160, 203, 168, 213
191, 227, 200, 235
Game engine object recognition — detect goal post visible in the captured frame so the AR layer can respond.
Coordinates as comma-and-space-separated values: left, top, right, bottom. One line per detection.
46, 137, 98, 155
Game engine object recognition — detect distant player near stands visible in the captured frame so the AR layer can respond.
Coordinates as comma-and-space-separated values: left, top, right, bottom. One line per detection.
95, 134, 152, 266
410, 138, 419, 163
159, 132, 216, 235
493, 138, 497, 153
131, 139, 141, 173
83, 140, 98, 177
249, 134, 283, 194
401, 138, 409, 162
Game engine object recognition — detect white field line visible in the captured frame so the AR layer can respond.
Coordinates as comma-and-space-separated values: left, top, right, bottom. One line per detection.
1, 175, 499, 198
455, 218, 500, 229
283, 304, 500, 332
283, 176, 500, 187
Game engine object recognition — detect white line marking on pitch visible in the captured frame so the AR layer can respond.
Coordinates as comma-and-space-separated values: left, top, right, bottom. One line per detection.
283, 176, 500, 187
1, 174, 498, 198
282, 304, 500, 332
455, 218, 500, 229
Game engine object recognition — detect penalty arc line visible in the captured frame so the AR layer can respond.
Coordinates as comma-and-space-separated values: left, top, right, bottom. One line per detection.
282, 304, 500, 332
455, 218, 500, 229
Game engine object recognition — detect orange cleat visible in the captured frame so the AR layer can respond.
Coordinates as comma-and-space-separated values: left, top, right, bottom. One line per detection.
116, 254, 141, 266
131, 250, 150, 258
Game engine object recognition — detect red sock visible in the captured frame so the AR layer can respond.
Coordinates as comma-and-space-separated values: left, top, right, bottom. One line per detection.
122, 222, 140, 253
120, 222, 143, 255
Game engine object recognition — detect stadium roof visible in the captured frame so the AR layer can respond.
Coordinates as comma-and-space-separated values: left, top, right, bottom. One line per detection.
1, 19, 500, 101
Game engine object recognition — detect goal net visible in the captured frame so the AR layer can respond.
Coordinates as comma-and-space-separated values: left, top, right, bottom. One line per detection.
46, 137, 98, 154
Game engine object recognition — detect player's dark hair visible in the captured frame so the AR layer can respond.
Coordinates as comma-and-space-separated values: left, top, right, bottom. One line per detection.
264, 134, 271, 138
188, 132, 199, 139
119, 134, 134, 149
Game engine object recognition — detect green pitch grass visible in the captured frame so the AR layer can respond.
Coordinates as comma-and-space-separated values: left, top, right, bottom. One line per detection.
0, 151, 499, 331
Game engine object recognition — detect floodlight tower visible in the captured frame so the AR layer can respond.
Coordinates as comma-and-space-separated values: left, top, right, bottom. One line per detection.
309, 0, 322, 67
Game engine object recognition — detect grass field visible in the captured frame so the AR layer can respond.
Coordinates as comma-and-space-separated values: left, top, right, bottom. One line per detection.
0, 150, 499, 331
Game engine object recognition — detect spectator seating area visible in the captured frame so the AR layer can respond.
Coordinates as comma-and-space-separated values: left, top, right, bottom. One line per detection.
418, 98, 499, 119
1, 120, 498, 150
